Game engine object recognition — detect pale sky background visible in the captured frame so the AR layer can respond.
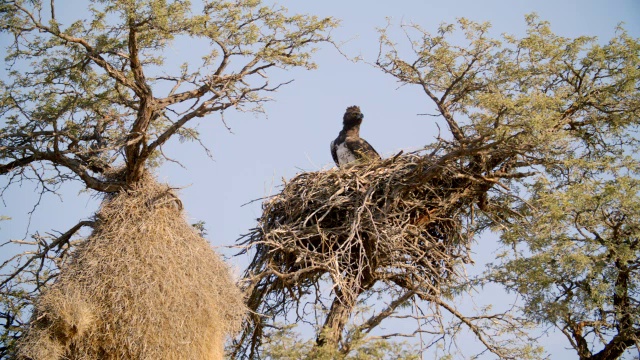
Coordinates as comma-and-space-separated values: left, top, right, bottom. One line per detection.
1, 0, 639, 358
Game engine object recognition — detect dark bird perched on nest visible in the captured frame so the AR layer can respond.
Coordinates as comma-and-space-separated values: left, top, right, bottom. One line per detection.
330, 105, 381, 167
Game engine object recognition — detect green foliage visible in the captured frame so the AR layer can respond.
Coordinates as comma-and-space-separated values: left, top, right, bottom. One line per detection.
261, 324, 420, 360
378, 15, 639, 166
191, 220, 208, 238
488, 157, 640, 358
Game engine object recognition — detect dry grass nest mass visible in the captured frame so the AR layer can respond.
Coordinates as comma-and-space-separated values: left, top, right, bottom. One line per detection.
19, 174, 246, 360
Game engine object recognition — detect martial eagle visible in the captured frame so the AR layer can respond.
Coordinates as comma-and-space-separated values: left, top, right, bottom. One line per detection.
330, 105, 381, 167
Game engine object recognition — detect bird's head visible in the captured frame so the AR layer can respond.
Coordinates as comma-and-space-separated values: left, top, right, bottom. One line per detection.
343, 105, 364, 127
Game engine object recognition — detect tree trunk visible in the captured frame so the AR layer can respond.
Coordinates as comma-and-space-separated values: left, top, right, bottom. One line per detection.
315, 288, 358, 354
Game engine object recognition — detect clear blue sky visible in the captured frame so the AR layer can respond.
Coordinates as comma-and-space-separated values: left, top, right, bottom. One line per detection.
2, 0, 639, 358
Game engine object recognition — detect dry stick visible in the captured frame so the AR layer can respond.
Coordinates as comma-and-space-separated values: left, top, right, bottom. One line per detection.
0, 220, 94, 289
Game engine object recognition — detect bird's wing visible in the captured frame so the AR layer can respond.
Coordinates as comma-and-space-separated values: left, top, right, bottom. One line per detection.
330, 139, 340, 166
346, 138, 381, 161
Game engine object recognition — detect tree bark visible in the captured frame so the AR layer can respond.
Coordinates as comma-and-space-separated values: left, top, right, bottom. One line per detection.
315, 288, 358, 349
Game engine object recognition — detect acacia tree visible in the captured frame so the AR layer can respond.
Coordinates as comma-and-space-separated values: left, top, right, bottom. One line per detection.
380, 16, 639, 358
235, 15, 639, 359
378, 16, 639, 358
0, 0, 336, 356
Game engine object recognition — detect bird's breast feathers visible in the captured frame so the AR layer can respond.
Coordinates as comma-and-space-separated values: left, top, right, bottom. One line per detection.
334, 141, 358, 166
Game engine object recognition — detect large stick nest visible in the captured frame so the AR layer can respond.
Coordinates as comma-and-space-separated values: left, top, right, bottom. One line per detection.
18, 175, 246, 360
237, 151, 487, 352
